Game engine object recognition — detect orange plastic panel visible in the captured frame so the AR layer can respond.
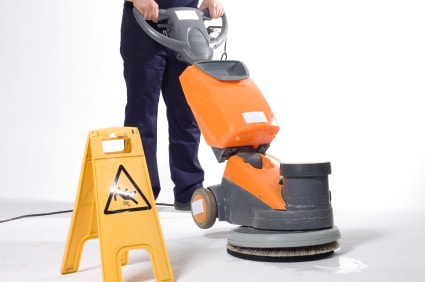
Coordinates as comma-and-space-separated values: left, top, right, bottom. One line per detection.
180, 64, 280, 149
223, 154, 286, 210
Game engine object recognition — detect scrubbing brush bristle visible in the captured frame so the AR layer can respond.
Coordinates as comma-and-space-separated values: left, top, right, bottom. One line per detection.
227, 241, 340, 262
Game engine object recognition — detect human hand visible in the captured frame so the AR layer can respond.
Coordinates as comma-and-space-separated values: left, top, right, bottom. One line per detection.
199, 0, 225, 18
130, 0, 159, 22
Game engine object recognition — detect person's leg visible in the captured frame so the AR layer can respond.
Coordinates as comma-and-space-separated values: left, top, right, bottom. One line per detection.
161, 53, 205, 206
120, 2, 167, 199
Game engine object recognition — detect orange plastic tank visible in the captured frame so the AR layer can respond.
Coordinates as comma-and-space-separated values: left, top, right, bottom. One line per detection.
179, 60, 280, 149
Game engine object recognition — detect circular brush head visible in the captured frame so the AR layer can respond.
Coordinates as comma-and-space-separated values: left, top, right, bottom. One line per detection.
226, 226, 341, 262
227, 241, 339, 262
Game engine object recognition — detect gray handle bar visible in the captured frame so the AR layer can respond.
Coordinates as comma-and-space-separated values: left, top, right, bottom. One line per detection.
132, 7, 228, 63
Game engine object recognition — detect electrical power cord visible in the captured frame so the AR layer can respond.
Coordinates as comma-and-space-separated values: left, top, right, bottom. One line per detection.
0, 202, 174, 224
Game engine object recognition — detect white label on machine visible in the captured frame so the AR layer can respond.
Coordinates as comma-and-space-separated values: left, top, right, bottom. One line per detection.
176, 10, 199, 20
242, 111, 268, 123
191, 199, 204, 215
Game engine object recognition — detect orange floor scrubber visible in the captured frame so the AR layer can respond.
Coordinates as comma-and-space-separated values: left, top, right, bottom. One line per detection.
133, 7, 341, 262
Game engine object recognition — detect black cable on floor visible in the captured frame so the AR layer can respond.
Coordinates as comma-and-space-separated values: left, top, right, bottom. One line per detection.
0, 203, 174, 224
155, 202, 174, 207
0, 210, 73, 224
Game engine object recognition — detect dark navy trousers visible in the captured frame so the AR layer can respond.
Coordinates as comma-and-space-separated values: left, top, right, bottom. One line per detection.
120, 1, 204, 203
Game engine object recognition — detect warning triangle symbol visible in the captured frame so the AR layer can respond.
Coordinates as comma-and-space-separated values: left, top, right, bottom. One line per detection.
104, 164, 152, 215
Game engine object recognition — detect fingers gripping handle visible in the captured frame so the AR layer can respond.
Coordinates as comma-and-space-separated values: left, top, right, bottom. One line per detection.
132, 8, 187, 52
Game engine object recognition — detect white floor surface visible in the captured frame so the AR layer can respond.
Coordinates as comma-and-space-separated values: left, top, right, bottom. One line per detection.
1, 200, 424, 282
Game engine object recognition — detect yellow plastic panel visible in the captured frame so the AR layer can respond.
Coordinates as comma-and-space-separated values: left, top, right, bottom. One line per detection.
61, 127, 173, 282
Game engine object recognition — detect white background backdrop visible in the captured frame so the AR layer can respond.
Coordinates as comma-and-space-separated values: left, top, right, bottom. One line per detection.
1, 0, 424, 212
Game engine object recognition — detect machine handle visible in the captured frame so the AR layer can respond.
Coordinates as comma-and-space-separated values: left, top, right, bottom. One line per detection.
132, 7, 228, 54
133, 8, 186, 51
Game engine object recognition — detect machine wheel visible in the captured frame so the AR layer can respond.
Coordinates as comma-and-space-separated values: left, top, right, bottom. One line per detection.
190, 188, 217, 229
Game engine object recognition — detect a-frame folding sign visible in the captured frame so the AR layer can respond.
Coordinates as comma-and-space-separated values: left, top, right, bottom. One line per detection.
61, 127, 173, 282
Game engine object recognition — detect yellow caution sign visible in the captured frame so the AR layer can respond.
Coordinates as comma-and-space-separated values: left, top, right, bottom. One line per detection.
61, 127, 173, 282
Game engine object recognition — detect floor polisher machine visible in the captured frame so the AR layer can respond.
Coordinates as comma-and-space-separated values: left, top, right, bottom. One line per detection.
133, 7, 341, 262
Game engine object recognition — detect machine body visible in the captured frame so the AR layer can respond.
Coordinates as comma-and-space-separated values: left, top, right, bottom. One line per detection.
133, 7, 341, 261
